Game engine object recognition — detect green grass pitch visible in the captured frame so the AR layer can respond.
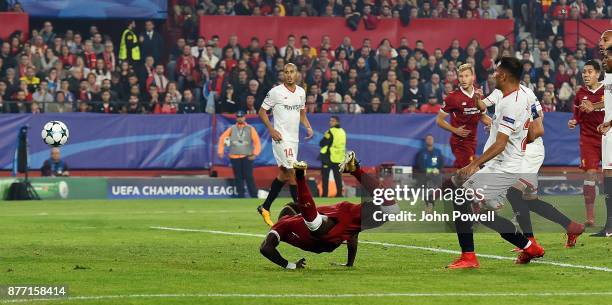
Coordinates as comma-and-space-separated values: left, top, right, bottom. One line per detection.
0, 196, 611, 305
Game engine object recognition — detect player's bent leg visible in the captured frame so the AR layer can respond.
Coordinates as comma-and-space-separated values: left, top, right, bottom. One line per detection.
294, 161, 327, 232
526, 197, 585, 247
345, 151, 399, 214
463, 171, 543, 264
507, 184, 535, 240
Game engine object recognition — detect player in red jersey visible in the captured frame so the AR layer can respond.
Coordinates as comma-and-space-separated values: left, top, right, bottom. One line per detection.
259, 152, 398, 269
436, 64, 491, 168
568, 60, 605, 226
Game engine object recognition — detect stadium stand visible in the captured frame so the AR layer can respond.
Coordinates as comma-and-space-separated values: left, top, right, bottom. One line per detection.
0, 1, 609, 115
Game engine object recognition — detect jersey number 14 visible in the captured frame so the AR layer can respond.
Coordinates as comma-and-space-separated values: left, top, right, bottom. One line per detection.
284, 148, 294, 158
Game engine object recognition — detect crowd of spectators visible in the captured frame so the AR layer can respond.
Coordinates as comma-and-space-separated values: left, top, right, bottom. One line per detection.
0, 0, 609, 115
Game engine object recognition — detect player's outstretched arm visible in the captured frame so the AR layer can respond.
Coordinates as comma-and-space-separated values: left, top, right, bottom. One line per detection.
331, 234, 358, 267
260, 232, 305, 269
346, 234, 358, 267
476, 97, 489, 112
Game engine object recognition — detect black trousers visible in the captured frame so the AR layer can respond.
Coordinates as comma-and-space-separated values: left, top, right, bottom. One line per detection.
230, 157, 258, 198
321, 162, 343, 197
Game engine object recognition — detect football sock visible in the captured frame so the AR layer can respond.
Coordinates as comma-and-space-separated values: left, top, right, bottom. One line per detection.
296, 173, 318, 223
262, 178, 285, 210
480, 213, 530, 249
453, 189, 474, 253
507, 187, 534, 237
289, 184, 298, 204
527, 199, 572, 229
583, 180, 596, 221
605, 176, 612, 229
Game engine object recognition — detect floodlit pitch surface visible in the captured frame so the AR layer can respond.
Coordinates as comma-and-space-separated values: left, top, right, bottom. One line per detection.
0, 197, 611, 305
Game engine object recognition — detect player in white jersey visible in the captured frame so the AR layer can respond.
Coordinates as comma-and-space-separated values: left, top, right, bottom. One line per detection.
480, 85, 584, 248
257, 63, 313, 227
445, 57, 544, 269
592, 38, 612, 237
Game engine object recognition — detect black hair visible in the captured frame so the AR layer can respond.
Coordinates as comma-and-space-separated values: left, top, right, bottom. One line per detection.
497, 56, 522, 81
584, 60, 601, 72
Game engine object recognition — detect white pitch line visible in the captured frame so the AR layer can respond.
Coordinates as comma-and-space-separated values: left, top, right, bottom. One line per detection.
3, 292, 612, 304
150, 226, 612, 273
0, 210, 234, 217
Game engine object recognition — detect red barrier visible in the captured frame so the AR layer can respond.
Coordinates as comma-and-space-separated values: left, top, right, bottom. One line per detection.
564, 19, 612, 49
200, 16, 513, 54
0, 13, 28, 40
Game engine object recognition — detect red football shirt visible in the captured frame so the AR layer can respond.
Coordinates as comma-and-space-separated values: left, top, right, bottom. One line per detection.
441, 87, 482, 143
573, 85, 605, 146
270, 202, 361, 254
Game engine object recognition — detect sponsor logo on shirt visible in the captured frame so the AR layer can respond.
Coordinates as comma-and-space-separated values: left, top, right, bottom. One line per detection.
283, 105, 302, 111
502, 116, 515, 124
463, 107, 480, 115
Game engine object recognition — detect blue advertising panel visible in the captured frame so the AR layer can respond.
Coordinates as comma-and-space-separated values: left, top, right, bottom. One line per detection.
19, 0, 167, 19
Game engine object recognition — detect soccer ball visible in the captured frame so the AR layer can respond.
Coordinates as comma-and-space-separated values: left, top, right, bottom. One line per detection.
41, 121, 69, 147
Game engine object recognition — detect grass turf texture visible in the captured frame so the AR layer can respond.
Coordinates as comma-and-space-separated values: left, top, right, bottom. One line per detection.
0, 197, 610, 305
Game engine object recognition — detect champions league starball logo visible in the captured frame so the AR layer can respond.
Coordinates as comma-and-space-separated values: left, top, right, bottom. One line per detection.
541, 183, 582, 196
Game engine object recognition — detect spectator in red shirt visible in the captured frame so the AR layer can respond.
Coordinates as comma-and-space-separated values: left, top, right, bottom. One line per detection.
102, 41, 116, 72
551, 0, 571, 19
362, 5, 379, 30
419, 95, 442, 113
222, 47, 238, 72
177, 45, 196, 90
554, 64, 571, 89
82, 40, 97, 70
147, 64, 169, 93
154, 92, 178, 114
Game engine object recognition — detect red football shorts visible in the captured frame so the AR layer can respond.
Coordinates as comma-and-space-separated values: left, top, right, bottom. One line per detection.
451, 141, 476, 168
580, 141, 602, 170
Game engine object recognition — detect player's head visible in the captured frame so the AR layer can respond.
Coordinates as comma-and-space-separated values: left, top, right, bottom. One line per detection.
51, 147, 61, 161
582, 60, 601, 88
236, 110, 245, 123
283, 63, 298, 86
493, 56, 521, 90
604, 45, 612, 71
599, 30, 612, 55
600, 30, 612, 71
329, 115, 339, 127
457, 63, 474, 91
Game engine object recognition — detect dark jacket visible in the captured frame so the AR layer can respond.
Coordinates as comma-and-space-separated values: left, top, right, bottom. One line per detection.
141, 31, 164, 63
